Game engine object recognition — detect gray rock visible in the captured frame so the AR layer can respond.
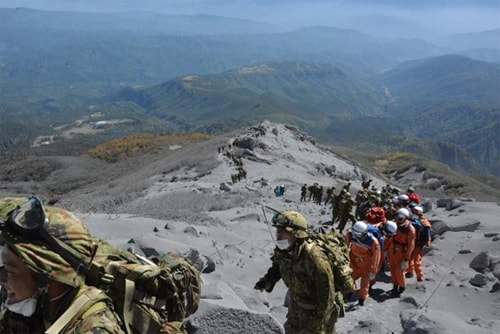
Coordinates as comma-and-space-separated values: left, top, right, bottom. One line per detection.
430, 220, 450, 237
450, 221, 480, 233
202, 255, 216, 274
183, 248, 216, 274
469, 274, 488, 287
401, 312, 442, 334
184, 225, 200, 237
436, 198, 452, 208
490, 282, 500, 293
185, 304, 283, 334
401, 295, 419, 308
470, 252, 490, 272
491, 260, 500, 280
446, 199, 464, 211
219, 183, 231, 192
421, 201, 432, 213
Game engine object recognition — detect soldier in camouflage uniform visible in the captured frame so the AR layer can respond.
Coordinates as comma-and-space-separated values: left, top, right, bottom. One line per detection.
255, 210, 337, 334
0, 196, 125, 334
336, 189, 355, 233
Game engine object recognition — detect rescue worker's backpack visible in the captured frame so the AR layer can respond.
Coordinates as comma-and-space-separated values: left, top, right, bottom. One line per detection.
411, 217, 431, 248
85, 239, 202, 334
365, 207, 386, 225
367, 224, 384, 250
306, 229, 355, 317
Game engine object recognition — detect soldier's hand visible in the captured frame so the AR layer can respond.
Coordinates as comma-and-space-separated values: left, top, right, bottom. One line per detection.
368, 272, 376, 281
254, 278, 267, 291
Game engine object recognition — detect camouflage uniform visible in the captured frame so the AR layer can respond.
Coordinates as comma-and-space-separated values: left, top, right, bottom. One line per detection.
258, 240, 337, 334
0, 197, 125, 334
300, 184, 307, 202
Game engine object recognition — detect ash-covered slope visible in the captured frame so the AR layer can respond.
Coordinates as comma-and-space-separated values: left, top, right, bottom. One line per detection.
63, 121, 499, 333
60, 121, 386, 219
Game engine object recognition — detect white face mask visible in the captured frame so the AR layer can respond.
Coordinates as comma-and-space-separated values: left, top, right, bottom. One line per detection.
276, 239, 291, 250
4, 297, 37, 317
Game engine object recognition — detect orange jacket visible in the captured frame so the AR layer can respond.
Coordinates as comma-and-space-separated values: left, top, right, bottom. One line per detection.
391, 220, 415, 261
345, 232, 381, 273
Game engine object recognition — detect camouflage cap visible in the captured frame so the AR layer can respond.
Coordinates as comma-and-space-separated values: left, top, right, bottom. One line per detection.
0, 197, 95, 287
272, 210, 308, 238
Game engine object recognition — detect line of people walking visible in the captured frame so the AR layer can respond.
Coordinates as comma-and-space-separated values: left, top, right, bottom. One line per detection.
344, 193, 432, 306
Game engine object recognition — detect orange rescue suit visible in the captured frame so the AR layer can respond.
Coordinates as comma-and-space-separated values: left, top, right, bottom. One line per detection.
388, 220, 415, 289
345, 231, 381, 300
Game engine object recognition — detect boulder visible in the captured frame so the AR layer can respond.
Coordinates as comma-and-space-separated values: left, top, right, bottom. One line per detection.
470, 252, 490, 273
469, 274, 488, 287
436, 198, 452, 208
220, 183, 231, 192
490, 282, 500, 293
446, 199, 464, 211
429, 220, 450, 237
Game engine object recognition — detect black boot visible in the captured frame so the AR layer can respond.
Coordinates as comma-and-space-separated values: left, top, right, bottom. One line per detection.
358, 298, 365, 306
391, 285, 400, 297
399, 286, 405, 295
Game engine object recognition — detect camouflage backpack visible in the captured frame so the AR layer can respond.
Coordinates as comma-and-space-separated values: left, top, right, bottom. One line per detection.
306, 229, 355, 317
86, 239, 202, 334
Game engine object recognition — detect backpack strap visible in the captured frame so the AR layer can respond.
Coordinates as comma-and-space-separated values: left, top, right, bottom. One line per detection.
45, 288, 109, 334
120, 264, 164, 334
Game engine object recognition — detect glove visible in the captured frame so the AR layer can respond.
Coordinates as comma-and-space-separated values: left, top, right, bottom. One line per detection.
400, 260, 408, 271
163, 321, 187, 334
254, 278, 267, 291
368, 272, 376, 281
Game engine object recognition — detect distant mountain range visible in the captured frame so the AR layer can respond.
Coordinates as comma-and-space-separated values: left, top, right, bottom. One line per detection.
0, 8, 498, 181
2, 8, 496, 100
104, 56, 499, 177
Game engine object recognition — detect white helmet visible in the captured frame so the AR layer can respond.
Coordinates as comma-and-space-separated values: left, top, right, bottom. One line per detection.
392, 195, 400, 204
396, 208, 410, 223
399, 194, 409, 203
384, 220, 397, 236
412, 206, 423, 215
352, 221, 368, 238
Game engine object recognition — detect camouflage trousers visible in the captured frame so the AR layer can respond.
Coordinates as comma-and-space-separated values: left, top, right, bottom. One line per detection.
283, 301, 337, 334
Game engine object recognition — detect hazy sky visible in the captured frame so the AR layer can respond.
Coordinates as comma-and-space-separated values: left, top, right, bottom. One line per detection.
0, 0, 498, 36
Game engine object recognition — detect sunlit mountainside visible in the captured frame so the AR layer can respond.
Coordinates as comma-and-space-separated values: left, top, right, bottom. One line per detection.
0, 5, 498, 190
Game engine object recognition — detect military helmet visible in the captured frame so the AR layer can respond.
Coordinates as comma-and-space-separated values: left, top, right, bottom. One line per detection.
0, 197, 95, 288
272, 210, 308, 238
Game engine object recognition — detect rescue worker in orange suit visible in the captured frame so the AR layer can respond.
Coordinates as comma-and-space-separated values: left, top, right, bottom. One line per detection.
345, 221, 381, 306
406, 205, 431, 282
370, 220, 397, 288
388, 208, 415, 297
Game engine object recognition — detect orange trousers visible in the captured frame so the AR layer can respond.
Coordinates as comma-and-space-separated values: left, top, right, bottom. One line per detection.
351, 257, 372, 300
388, 247, 407, 288
408, 247, 424, 281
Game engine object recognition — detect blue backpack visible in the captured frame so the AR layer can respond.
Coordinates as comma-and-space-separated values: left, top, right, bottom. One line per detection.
367, 224, 384, 250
